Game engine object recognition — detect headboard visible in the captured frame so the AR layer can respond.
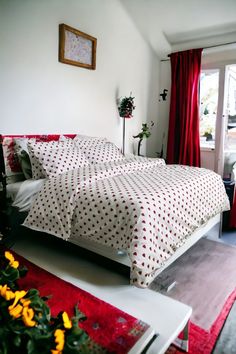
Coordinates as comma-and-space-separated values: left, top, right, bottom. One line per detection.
0, 134, 76, 188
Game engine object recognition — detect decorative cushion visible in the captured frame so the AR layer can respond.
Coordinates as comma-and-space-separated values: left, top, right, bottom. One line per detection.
1, 135, 76, 182
28, 140, 75, 179
35, 147, 90, 178
14, 138, 36, 180
17, 151, 32, 179
2, 137, 24, 183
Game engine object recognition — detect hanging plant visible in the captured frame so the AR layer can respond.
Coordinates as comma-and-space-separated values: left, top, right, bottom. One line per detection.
118, 94, 135, 155
118, 95, 135, 119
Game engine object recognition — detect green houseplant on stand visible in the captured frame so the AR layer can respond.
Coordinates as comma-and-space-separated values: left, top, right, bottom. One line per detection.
118, 94, 135, 155
133, 121, 154, 156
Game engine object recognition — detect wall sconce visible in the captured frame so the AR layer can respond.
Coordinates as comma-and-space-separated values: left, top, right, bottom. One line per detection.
159, 89, 168, 101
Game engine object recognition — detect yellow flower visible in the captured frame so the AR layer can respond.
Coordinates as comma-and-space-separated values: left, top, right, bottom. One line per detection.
4, 251, 19, 269
62, 311, 72, 329
11, 260, 19, 269
22, 306, 36, 327
0, 284, 15, 301
21, 298, 31, 307
0, 284, 8, 297
5, 251, 14, 263
9, 303, 23, 318
51, 329, 65, 353
8, 290, 27, 310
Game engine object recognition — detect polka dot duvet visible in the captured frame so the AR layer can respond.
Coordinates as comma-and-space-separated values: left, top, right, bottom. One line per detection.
23, 156, 230, 288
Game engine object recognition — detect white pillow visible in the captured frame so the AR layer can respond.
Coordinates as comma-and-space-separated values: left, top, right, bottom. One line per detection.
73, 134, 107, 142
28, 140, 74, 179
35, 147, 89, 178
73, 138, 108, 150
79, 142, 124, 164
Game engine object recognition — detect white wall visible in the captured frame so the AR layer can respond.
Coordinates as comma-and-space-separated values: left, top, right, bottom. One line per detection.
0, 0, 160, 156
158, 60, 171, 158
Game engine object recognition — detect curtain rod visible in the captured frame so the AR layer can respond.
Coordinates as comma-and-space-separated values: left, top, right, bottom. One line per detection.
160, 40, 236, 62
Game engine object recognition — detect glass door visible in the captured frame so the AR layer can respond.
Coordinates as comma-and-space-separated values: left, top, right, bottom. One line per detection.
200, 69, 220, 149
223, 64, 236, 180
224, 64, 236, 152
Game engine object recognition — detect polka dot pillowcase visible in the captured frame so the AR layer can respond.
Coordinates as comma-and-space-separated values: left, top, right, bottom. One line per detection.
27, 140, 87, 179
74, 141, 124, 164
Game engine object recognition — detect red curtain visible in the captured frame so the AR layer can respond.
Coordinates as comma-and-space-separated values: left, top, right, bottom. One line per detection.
166, 48, 203, 166
229, 190, 236, 228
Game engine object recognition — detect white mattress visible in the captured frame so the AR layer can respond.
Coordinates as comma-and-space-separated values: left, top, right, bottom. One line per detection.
7, 179, 45, 212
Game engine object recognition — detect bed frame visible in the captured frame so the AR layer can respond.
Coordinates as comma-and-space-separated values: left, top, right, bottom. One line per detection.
69, 213, 221, 277
0, 134, 222, 282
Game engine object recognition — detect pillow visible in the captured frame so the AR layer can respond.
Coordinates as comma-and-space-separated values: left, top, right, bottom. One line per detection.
79, 142, 124, 164
73, 137, 108, 150
14, 137, 34, 155
2, 137, 25, 183
14, 138, 36, 180
73, 134, 107, 142
33, 147, 89, 178
28, 140, 74, 179
59, 135, 74, 142
17, 150, 32, 179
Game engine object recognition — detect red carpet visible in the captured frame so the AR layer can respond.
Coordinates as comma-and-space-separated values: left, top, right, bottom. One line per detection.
13, 252, 236, 353
167, 288, 236, 354
14, 253, 150, 354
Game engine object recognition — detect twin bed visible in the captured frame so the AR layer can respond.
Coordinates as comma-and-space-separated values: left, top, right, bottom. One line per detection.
0, 134, 230, 288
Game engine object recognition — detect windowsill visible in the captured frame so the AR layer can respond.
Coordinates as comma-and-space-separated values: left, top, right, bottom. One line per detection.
200, 144, 215, 152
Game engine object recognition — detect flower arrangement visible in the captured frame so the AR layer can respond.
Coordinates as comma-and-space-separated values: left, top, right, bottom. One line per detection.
0, 250, 94, 354
133, 121, 154, 156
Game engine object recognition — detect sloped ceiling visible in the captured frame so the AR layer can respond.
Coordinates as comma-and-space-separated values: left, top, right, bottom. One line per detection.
119, 0, 236, 59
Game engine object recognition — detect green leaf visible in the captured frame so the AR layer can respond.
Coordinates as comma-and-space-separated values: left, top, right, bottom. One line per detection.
13, 334, 21, 347
26, 338, 35, 354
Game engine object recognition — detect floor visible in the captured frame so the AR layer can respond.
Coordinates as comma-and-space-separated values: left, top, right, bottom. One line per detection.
207, 226, 236, 353
205, 222, 236, 246
220, 229, 236, 246
213, 302, 236, 354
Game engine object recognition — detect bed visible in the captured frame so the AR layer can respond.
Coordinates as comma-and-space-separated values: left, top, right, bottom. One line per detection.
0, 134, 230, 288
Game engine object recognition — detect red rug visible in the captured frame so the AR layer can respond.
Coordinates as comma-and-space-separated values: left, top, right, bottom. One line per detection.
167, 288, 236, 354
11, 252, 236, 354
13, 253, 151, 354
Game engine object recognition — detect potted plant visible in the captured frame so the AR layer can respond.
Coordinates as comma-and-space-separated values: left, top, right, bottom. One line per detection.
133, 121, 154, 156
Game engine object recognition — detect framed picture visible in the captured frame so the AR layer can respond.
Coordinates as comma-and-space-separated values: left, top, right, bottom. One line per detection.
59, 24, 97, 70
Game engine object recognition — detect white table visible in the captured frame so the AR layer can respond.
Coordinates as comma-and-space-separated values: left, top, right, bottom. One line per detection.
13, 233, 192, 354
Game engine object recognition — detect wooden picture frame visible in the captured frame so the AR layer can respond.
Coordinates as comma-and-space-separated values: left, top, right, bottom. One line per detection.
59, 24, 97, 70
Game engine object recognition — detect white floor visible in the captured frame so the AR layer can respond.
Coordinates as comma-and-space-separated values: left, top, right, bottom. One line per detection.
11, 230, 191, 354
206, 222, 236, 246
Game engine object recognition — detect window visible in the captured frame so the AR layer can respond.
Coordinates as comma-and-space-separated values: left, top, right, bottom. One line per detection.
199, 70, 219, 148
